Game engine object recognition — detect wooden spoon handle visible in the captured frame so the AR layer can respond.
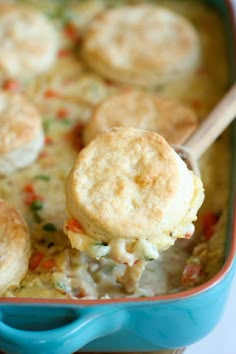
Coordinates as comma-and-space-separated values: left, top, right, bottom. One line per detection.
184, 82, 236, 159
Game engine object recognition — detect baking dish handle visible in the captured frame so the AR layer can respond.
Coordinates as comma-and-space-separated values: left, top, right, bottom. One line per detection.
0, 305, 126, 354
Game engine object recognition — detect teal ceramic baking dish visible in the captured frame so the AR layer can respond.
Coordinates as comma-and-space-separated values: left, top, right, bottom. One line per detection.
0, 1, 236, 353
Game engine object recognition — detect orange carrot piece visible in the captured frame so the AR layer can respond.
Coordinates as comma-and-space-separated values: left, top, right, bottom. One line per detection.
181, 263, 201, 285
29, 252, 44, 271
64, 122, 84, 151
44, 89, 60, 99
44, 136, 53, 145
64, 23, 78, 39
201, 212, 218, 240
57, 108, 70, 119
67, 218, 82, 232
24, 193, 44, 206
23, 184, 35, 194
58, 48, 71, 58
41, 258, 55, 270
3, 79, 22, 92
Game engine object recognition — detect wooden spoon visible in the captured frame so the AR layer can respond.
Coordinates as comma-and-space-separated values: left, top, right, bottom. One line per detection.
174, 82, 236, 175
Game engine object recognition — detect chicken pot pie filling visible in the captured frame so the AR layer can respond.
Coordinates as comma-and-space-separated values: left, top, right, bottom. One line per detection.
0, 0, 231, 299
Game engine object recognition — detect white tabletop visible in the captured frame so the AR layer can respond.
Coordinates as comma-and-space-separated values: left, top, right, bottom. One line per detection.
186, 274, 236, 354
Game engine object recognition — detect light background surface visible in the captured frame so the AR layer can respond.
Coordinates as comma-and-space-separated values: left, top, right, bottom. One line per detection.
186, 274, 236, 354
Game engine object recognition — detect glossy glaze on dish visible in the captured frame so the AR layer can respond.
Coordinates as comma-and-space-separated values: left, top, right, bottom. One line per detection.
0, 0, 230, 299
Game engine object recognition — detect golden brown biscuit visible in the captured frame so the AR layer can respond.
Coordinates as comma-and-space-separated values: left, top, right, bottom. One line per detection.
82, 4, 200, 87
0, 92, 44, 175
0, 4, 58, 79
0, 199, 31, 295
64, 127, 204, 266
83, 90, 198, 145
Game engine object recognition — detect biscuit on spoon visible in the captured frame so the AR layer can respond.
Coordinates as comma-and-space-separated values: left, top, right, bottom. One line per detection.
64, 127, 204, 292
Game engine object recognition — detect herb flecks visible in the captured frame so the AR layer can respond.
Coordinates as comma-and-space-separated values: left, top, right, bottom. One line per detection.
35, 174, 51, 181
30, 200, 44, 211
43, 223, 57, 232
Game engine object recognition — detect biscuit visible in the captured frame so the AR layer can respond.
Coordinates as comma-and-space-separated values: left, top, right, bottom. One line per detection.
82, 4, 200, 87
83, 90, 198, 145
0, 4, 58, 79
64, 127, 204, 266
0, 199, 31, 295
0, 92, 44, 175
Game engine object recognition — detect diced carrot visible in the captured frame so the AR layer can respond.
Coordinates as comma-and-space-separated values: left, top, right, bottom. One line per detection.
64, 22, 78, 39
57, 108, 70, 120
29, 252, 44, 271
23, 184, 35, 194
67, 218, 82, 232
3, 79, 22, 92
181, 263, 201, 285
24, 194, 35, 206
76, 289, 88, 298
24, 193, 44, 206
38, 150, 48, 159
201, 212, 218, 240
23, 183, 44, 206
65, 122, 84, 151
58, 48, 71, 58
44, 89, 60, 99
41, 258, 55, 270
45, 136, 53, 145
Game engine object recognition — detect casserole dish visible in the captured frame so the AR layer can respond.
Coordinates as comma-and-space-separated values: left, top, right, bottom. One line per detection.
0, 0, 235, 353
